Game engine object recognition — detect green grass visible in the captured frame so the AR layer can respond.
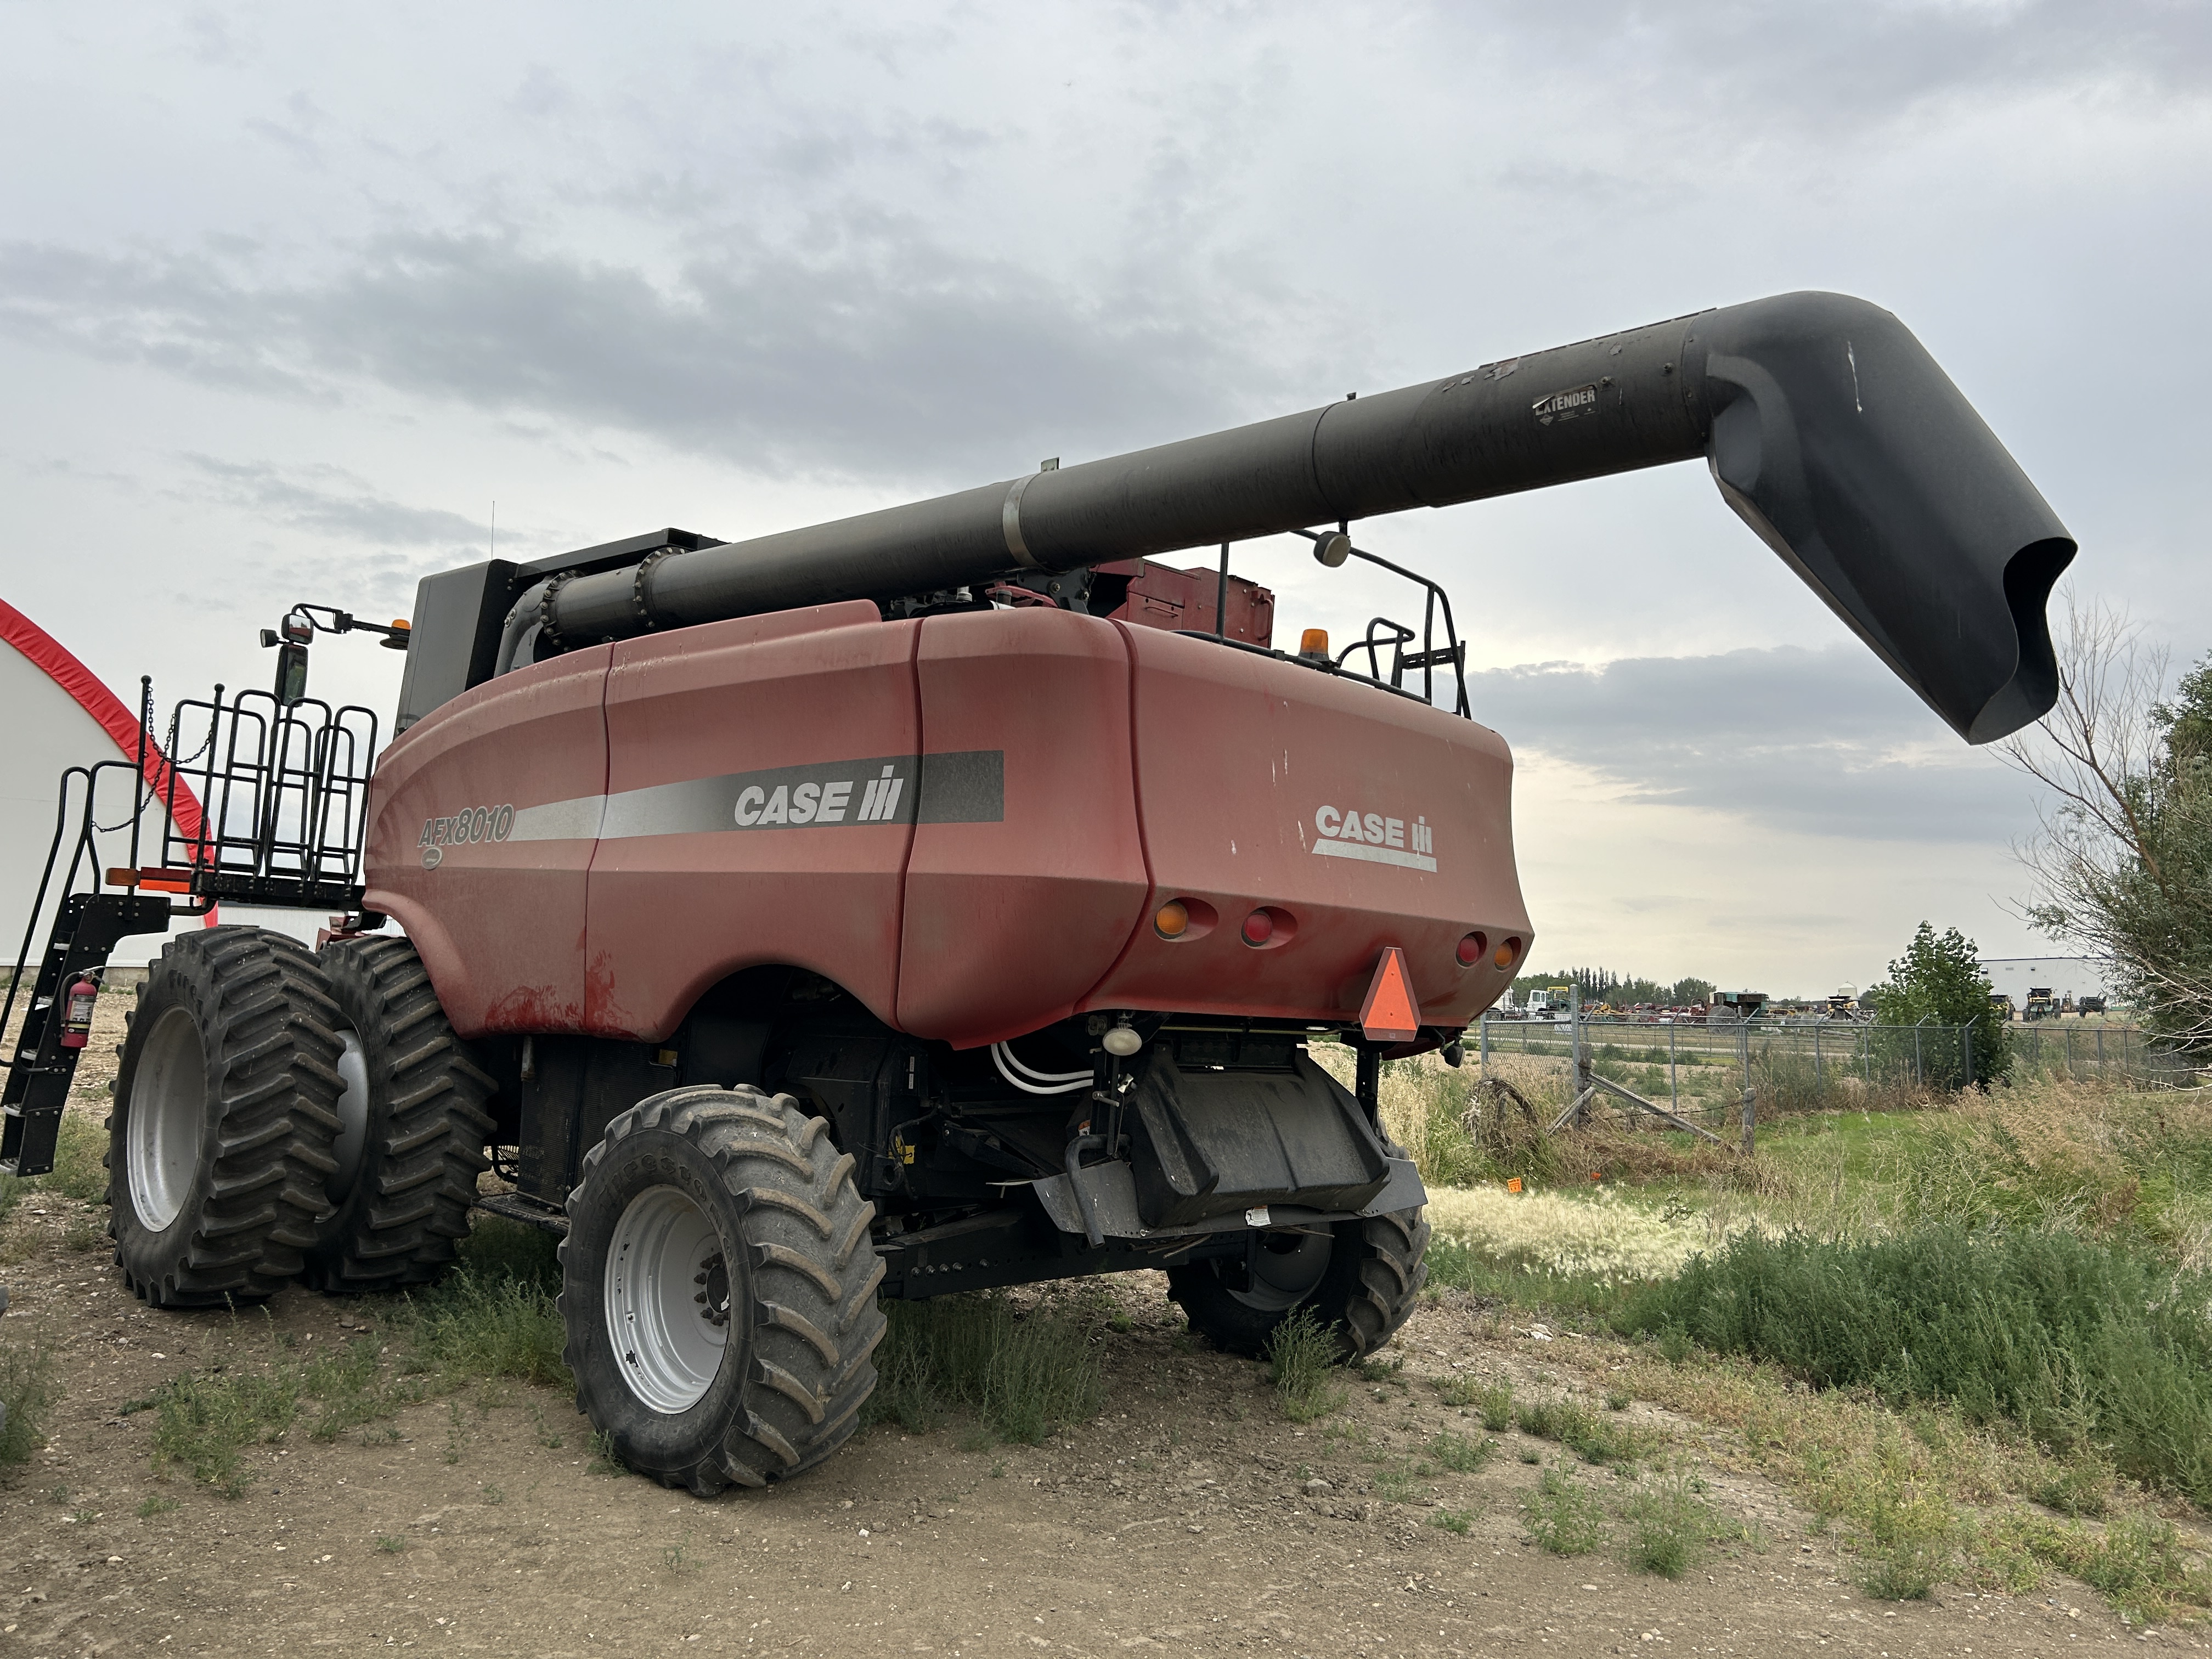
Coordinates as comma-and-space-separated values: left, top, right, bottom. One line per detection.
148, 1359, 304, 1497
864, 1289, 1107, 1446
1522, 1461, 1606, 1555
1623, 1468, 1733, 1579
0, 1111, 112, 1233
1432, 1373, 1482, 1408
0, 1328, 59, 1467
1616, 1226, 2212, 1506
1515, 1392, 1644, 1467
43, 1113, 109, 1203
1261, 1307, 1348, 1425
403, 1268, 568, 1390
1423, 1235, 1626, 1318
1429, 1428, 1494, 1473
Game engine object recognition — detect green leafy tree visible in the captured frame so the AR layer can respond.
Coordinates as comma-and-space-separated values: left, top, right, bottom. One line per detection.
1870, 922, 2008, 1087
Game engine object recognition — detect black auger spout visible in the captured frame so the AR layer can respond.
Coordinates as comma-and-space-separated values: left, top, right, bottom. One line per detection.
470, 291, 2071, 744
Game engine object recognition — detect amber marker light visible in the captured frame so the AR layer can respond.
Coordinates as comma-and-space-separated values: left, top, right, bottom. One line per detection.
1494, 935, 1523, 970
1154, 900, 1190, 939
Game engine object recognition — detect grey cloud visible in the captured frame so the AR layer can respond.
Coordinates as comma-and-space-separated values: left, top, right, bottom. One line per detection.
0, 222, 1309, 484
176, 456, 486, 547
1468, 645, 2037, 844
1466, 0, 2212, 125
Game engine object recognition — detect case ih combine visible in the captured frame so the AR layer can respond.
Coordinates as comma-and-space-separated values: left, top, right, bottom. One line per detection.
3, 292, 2071, 1493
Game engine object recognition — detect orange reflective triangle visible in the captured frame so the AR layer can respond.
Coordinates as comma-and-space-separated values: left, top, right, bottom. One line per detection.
1359, 945, 1421, 1043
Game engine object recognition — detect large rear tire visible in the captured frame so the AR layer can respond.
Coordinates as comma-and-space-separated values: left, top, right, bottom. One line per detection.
105, 928, 345, 1308
1167, 1140, 1430, 1360
559, 1087, 885, 1494
303, 936, 496, 1294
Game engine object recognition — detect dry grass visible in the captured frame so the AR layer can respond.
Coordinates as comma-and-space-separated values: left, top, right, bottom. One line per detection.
1886, 1081, 2212, 1267
1425, 1184, 1747, 1285
1531, 1329, 2211, 1617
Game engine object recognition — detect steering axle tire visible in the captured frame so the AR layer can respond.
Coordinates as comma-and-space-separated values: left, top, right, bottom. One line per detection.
560, 1087, 885, 1494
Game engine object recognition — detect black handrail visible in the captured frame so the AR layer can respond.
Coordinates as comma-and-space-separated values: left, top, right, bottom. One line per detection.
1286, 528, 1471, 717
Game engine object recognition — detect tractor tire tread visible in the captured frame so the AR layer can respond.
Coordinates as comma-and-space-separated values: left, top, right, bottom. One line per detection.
108, 926, 345, 1308
304, 936, 494, 1294
560, 1085, 884, 1496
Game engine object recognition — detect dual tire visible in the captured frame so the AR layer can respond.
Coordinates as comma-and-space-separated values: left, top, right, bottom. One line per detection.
106, 928, 492, 1304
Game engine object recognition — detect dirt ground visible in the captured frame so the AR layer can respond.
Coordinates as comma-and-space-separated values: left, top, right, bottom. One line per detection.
0, 999, 2186, 1656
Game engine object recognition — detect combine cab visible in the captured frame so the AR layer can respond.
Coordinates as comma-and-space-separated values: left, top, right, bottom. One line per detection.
4, 290, 2073, 1492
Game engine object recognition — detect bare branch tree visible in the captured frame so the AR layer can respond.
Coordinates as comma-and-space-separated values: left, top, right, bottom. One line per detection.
2002, 595, 2212, 1044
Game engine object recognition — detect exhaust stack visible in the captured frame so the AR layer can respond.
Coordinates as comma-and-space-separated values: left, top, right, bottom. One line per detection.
454, 291, 2070, 744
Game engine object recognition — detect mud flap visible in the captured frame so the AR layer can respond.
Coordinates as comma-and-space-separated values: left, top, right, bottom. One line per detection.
1115, 1047, 1392, 1230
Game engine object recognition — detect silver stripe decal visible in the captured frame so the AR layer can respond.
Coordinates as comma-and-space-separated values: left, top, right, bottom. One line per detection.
506, 795, 606, 842
498, 753, 1005, 844
1001, 473, 1041, 569
1311, 839, 1436, 873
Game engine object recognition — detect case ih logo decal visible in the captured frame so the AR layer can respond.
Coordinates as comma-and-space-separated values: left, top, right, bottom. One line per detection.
419, 804, 515, 867
413, 753, 1005, 865
1311, 805, 1437, 873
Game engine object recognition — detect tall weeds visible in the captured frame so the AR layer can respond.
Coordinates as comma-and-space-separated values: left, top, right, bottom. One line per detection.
865, 1289, 1107, 1444
1618, 1226, 2212, 1507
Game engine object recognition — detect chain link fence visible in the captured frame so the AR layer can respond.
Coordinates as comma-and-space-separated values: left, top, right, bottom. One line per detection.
1473, 1012, 2187, 1142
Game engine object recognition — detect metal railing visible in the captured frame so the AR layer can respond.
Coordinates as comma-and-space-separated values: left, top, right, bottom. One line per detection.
157, 685, 379, 906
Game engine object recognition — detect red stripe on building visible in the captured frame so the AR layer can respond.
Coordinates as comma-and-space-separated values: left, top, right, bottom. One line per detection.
0, 597, 206, 845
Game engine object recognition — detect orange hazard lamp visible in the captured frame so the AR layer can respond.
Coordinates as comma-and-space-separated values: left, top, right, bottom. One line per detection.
1359, 945, 1420, 1043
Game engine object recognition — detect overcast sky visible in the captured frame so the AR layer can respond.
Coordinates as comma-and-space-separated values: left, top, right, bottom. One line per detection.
4, 2, 2207, 994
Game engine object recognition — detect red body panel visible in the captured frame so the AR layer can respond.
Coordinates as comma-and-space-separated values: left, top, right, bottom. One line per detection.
586, 603, 919, 1040
899, 609, 1148, 1045
364, 645, 610, 1034
363, 603, 1530, 1045
1083, 624, 1527, 1030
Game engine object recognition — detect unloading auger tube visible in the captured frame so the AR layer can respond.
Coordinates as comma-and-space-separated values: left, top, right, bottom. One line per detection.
497, 290, 2074, 744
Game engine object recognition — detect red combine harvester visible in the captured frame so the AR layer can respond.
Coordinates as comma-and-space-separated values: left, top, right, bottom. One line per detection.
2, 292, 2072, 1492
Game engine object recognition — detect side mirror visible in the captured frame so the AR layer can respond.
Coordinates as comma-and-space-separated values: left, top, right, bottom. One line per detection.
273, 641, 309, 706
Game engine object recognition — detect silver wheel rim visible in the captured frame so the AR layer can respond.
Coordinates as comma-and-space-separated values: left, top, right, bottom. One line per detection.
127, 1005, 207, 1232
605, 1185, 729, 1413
1231, 1231, 1333, 1312
328, 1031, 370, 1204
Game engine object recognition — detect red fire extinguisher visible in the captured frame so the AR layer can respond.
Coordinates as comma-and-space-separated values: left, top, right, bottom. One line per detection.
59, 977, 98, 1050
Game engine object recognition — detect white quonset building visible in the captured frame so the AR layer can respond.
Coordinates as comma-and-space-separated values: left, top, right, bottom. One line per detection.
1, 597, 321, 973
1979, 956, 2115, 1008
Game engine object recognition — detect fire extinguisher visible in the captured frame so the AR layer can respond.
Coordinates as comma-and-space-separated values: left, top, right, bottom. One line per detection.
59, 977, 98, 1050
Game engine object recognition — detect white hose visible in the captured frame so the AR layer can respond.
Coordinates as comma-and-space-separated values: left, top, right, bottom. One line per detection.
990, 1042, 1090, 1096
996, 1041, 1091, 1084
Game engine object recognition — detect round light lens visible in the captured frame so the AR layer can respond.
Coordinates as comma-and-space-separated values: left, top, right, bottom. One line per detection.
1457, 932, 1487, 968
1242, 910, 1274, 945
1494, 936, 1522, 970
1154, 901, 1190, 938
